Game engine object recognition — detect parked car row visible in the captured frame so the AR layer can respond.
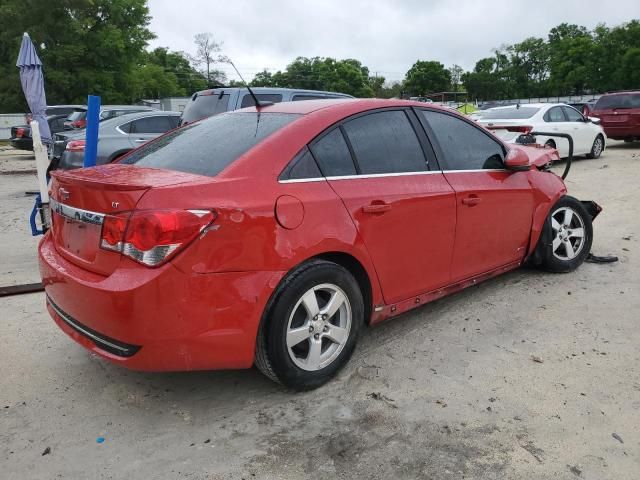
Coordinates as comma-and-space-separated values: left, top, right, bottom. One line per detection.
475, 103, 606, 159
471, 91, 640, 152
48, 88, 353, 170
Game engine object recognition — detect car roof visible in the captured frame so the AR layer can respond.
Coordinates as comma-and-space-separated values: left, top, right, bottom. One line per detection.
195, 87, 354, 98
233, 98, 456, 116
101, 105, 156, 110
600, 90, 640, 96
105, 110, 180, 124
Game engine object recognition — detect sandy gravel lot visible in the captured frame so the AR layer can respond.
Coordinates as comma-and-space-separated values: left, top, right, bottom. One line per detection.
1, 142, 639, 479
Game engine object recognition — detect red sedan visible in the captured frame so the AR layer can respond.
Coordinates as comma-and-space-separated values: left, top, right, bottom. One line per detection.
40, 99, 597, 389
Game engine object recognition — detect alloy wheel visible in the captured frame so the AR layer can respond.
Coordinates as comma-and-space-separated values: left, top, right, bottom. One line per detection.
551, 206, 586, 261
592, 137, 603, 157
286, 283, 352, 371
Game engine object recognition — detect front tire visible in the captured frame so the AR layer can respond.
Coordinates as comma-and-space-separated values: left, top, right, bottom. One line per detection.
255, 260, 364, 390
586, 135, 604, 159
536, 196, 593, 273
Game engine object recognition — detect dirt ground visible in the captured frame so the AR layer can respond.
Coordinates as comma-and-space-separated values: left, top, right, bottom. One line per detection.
1, 142, 639, 479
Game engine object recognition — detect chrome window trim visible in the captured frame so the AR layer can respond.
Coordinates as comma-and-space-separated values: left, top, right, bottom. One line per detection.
50, 198, 105, 225
278, 169, 508, 183
47, 297, 129, 353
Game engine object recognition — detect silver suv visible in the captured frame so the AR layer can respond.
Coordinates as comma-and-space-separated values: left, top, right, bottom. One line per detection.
180, 87, 353, 125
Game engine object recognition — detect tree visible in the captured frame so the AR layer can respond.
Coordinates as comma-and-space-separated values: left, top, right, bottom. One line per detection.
249, 57, 376, 97
404, 61, 451, 96
145, 47, 207, 95
190, 33, 225, 87
448, 64, 465, 92
0, 0, 154, 112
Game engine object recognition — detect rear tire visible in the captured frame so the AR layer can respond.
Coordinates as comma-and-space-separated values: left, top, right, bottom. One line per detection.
535, 196, 593, 273
586, 135, 604, 159
255, 260, 364, 390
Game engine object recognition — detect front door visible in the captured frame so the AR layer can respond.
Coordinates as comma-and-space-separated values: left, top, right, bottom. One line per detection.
310, 109, 457, 304
417, 108, 534, 283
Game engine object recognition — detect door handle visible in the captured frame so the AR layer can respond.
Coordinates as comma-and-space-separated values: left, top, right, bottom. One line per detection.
462, 195, 481, 206
134, 138, 147, 143
362, 203, 391, 214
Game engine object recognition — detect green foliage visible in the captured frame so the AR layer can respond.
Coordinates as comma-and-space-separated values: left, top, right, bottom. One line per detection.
0, 0, 206, 112
249, 57, 375, 97
404, 60, 451, 96
462, 21, 640, 100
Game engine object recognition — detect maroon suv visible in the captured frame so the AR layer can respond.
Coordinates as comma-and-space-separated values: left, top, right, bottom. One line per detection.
590, 91, 640, 141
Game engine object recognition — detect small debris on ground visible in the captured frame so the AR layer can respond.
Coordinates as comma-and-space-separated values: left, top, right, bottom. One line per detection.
367, 392, 397, 408
42, 447, 51, 456
531, 355, 544, 363
435, 399, 447, 407
612, 432, 624, 444
568, 464, 582, 477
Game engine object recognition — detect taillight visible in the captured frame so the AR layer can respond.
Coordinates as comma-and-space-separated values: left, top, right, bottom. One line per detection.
66, 140, 86, 152
504, 126, 533, 134
71, 120, 86, 128
16, 128, 25, 138
99, 209, 215, 267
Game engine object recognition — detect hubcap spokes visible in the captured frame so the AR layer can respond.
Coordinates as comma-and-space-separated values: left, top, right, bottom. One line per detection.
551, 207, 586, 261
286, 284, 351, 371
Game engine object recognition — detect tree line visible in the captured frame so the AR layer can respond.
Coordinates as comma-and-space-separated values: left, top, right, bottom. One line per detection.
0, 0, 638, 113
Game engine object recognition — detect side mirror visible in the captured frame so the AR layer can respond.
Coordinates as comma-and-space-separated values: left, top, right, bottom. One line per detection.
588, 116, 601, 125
504, 148, 530, 171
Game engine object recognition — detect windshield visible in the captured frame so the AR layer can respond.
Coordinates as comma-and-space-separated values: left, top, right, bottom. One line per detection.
180, 92, 231, 124
594, 93, 640, 110
122, 112, 300, 177
482, 106, 540, 120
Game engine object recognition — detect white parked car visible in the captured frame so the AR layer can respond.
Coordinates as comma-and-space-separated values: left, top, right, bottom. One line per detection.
477, 103, 606, 159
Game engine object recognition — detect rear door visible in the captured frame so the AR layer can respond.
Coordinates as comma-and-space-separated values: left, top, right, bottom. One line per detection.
312, 109, 457, 304
562, 106, 592, 155
417, 108, 534, 283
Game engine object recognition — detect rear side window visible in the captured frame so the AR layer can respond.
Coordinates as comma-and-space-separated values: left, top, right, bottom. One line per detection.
130, 116, 173, 134
342, 110, 427, 174
122, 112, 300, 177
310, 128, 356, 176
419, 110, 504, 171
280, 147, 322, 180
67, 111, 86, 121
595, 93, 640, 110
181, 93, 230, 124
240, 94, 283, 108
544, 107, 566, 122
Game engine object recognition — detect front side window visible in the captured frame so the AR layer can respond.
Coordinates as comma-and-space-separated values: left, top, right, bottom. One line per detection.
310, 128, 356, 177
544, 107, 566, 123
419, 110, 504, 171
563, 106, 584, 122
342, 110, 427, 174
122, 112, 300, 177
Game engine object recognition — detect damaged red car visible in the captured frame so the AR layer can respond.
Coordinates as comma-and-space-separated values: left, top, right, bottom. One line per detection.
40, 99, 599, 389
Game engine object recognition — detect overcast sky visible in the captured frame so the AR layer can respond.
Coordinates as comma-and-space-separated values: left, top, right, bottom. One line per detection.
148, 0, 639, 83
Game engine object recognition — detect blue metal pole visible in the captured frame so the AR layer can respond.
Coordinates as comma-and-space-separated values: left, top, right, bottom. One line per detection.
83, 95, 101, 167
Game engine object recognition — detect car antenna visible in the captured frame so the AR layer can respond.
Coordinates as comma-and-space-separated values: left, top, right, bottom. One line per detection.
218, 56, 273, 108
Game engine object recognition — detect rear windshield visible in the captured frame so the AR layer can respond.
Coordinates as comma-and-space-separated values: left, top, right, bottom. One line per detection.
122, 112, 300, 177
66, 111, 86, 121
180, 93, 231, 124
482, 106, 540, 119
594, 93, 640, 110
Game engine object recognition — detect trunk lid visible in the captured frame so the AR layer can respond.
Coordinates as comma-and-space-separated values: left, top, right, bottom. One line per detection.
49, 164, 208, 275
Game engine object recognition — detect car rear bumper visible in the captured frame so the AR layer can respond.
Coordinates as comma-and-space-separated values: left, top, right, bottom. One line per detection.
39, 233, 284, 371
10, 137, 33, 151
601, 125, 640, 139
